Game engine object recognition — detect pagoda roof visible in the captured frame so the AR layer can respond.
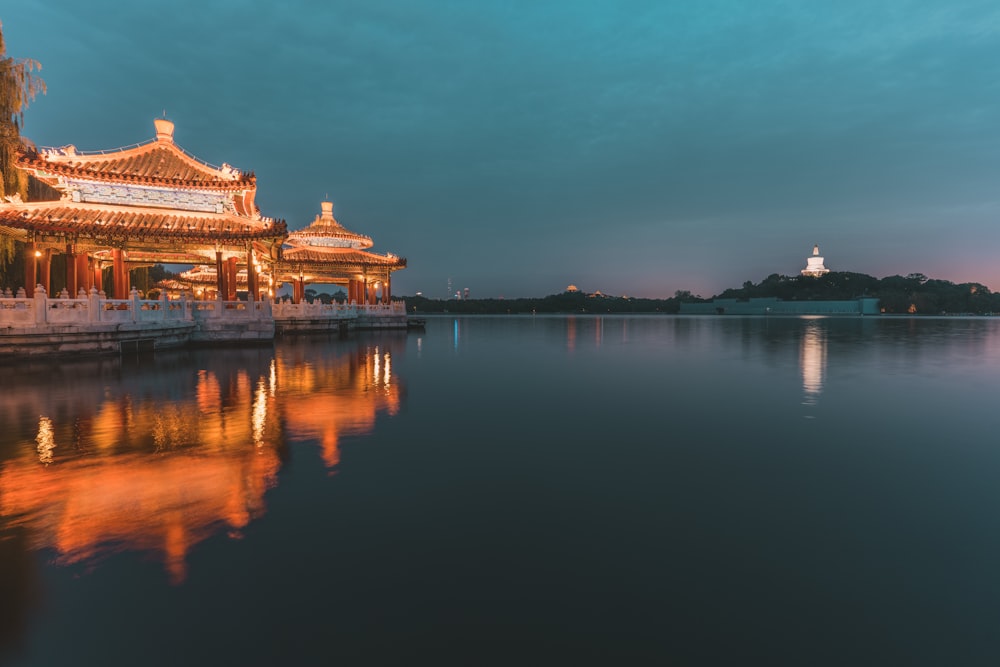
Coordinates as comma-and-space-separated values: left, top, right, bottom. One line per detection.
286, 202, 373, 250
19, 119, 255, 191
0, 201, 286, 244
281, 246, 406, 268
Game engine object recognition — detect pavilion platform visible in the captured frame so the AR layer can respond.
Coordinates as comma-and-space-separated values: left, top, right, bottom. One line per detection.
0, 288, 408, 358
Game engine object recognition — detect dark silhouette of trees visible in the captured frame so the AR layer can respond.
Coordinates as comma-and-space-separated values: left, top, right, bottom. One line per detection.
404, 273, 1000, 315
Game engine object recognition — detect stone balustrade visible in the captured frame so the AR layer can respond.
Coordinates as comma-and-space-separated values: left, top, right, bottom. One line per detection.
1, 287, 405, 330
0, 286, 275, 328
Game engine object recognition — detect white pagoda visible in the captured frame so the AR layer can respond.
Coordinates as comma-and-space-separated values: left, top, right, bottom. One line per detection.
801, 244, 830, 277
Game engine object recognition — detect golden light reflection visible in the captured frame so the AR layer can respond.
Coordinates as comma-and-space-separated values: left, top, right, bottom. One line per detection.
278, 342, 403, 469
800, 321, 827, 407
0, 337, 406, 584
252, 379, 268, 448
35, 417, 54, 465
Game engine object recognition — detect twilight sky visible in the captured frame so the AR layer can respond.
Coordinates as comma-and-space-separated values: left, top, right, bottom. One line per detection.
5, 1, 1000, 298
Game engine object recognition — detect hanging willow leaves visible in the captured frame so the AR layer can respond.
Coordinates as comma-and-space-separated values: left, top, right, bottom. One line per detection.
0, 21, 46, 273
1, 21, 45, 199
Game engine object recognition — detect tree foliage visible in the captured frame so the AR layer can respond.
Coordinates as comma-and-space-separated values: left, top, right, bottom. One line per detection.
0, 21, 45, 200
0, 22, 45, 273
404, 272, 1000, 316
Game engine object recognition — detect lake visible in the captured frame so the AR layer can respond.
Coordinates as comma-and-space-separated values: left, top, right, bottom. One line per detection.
2, 314, 999, 666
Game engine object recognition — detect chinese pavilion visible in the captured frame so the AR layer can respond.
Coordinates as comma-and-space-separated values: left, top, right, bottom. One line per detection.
0, 118, 286, 299
276, 200, 406, 304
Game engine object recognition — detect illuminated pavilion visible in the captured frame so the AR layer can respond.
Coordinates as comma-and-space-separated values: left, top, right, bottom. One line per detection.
155, 201, 407, 304
0, 118, 286, 299
276, 201, 406, 304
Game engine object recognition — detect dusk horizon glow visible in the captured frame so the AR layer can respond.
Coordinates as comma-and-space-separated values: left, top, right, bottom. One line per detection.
5, 2, 1000, 298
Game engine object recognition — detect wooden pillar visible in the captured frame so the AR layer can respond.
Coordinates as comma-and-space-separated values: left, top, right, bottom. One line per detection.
384, 276, 391, 304
247, 249, 257, 301
111, 248, 126, 299
93, 260, 103, 294
367, 282, 376, 305
24, 241, 36, 297
227, 257, 238, 300
215, 251, 225, 300
39, 249, 52, 296
65, 244, 77, 297
76, 254, 91, 293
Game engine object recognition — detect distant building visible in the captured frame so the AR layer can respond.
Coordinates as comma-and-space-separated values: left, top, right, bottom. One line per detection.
566, 284, 579, 292
801, 244, 830, 277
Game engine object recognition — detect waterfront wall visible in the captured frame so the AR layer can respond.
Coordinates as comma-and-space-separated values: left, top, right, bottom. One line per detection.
679, 296, 880, 316
0, 287, 409, 357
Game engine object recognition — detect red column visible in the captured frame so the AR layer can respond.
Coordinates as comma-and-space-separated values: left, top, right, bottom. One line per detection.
24, 241, 36, 297
111, 248, 126, 299
227, 257, 238, 300
76, 254, 91, 293
93, 261, 103, 294
384, 277, 391, 304
65, 244, 77, 297
247, 249, 257, 301
215, 252, 225, 300
39, 249, 52, 296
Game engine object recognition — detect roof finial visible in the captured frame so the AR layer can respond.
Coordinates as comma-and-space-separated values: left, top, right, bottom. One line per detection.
154, 117, 175, 143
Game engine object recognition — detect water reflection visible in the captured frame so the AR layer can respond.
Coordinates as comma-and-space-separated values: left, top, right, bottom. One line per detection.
0, 336, 406, 585
800, 320, 827, 406
276, 341, 402, 469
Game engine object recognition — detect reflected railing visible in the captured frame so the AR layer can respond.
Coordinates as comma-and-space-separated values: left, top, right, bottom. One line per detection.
0, 336, 406, 584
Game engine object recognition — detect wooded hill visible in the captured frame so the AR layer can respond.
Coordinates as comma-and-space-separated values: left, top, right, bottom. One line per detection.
402, 272, 1000, 315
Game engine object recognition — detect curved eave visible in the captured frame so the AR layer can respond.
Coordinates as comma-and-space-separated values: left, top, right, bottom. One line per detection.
18, 146, 256, 191
0, 202, 286, 244
288, 225, 374, 249
281, 248, 406, 268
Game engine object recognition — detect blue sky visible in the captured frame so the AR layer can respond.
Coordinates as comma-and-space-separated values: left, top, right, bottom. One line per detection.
5, 1, 1000, 297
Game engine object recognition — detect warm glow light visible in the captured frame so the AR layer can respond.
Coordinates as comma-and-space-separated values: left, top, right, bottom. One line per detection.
252, 379, 268, 448
801, 323, 826, 406
34, 250, 41, 258
383, 352, 391, 387
373, 346, 380, 383
36, 416, 55, 464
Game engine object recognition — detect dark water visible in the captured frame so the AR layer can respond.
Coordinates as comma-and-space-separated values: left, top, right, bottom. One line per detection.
2, 315, 1000, 666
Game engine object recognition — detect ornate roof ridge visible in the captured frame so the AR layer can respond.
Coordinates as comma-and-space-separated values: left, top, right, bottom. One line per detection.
285, 201, 374, 249
1, 199, 275, 223
21, 119, 255, 189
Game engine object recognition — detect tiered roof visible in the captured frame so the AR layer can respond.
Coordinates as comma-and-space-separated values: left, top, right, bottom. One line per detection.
0, 119, 285, 252
280, 201, 405, 276
286, 201, 373, 250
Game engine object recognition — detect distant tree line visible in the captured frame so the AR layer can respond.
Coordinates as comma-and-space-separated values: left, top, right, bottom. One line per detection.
714, 271, 999, 314
403, 272, 1000, 315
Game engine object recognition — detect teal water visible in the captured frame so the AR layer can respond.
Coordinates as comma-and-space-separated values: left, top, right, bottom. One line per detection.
2, 315, 1000, 666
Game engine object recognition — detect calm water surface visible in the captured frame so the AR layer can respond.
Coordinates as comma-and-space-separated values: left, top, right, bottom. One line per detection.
2, 315, 1000, 665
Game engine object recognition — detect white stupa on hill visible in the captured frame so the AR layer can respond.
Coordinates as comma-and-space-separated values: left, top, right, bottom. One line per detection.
801, 244, 830, 277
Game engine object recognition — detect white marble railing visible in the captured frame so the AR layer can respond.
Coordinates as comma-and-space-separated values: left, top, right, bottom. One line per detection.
0, 286, 271, 328
272, 301, 358, 319
271, 300, 406, 319
0, 287, 404, 328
